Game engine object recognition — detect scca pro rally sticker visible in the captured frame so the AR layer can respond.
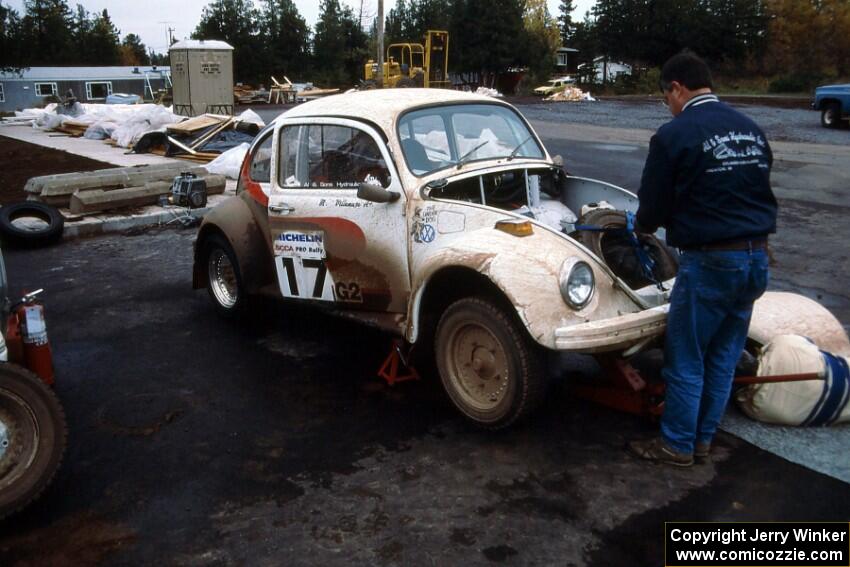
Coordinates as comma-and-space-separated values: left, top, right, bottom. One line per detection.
273, 231, 335, 302
273, 231, 326, 259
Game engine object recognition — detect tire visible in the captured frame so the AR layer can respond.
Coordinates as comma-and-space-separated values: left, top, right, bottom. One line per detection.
435, 297, 547, 429
0, 364, 66, 520
821, 103, 844, 129
396, 77, 416, 88
203, 233, 247, 317
574, 209, 678, 289
0, 202, 64, 248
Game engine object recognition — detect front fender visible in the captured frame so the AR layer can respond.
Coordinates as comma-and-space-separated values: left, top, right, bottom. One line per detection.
407, 226, 642, 349
749, 291, 850, 356
193, 194, 274, 294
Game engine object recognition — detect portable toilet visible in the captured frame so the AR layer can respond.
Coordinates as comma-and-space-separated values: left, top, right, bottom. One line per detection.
169, 39, 234, 117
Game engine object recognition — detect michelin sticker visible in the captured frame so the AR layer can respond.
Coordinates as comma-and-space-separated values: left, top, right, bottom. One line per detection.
273, 231, 335, 302
273, 231, 326, 259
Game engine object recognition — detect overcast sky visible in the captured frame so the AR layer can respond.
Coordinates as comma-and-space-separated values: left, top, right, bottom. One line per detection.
5, 0, 596, 54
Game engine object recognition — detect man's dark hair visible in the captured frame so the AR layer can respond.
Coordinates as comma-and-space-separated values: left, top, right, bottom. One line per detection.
659, 50, 714, 91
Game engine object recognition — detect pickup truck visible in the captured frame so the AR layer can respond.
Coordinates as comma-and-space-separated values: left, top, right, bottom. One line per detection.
812, 83, 850, 128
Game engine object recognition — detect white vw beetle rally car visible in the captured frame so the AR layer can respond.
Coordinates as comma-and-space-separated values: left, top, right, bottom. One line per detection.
193, 90, 849, 428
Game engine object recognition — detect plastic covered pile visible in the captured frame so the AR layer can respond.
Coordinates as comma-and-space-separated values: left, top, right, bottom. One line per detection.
546, 87, 596, 102
18, 103, 184, 148
474, 87, 504, 98
205, 143, 251, 180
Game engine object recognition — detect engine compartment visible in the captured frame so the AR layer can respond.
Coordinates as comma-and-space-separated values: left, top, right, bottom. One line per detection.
426, 165, 679, 293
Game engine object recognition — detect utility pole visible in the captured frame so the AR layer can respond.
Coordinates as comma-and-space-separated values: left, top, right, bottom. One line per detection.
377, 0, 384, 88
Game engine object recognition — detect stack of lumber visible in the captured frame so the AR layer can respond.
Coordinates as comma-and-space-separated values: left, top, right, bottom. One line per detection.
134, 113, 259, 164
55, 119, 90, 137
234, 84, 270, 104
299, 87, 340, 99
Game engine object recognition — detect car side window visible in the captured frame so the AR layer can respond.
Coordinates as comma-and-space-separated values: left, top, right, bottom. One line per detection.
249, 134, 273, 183
279, 124, 391, 189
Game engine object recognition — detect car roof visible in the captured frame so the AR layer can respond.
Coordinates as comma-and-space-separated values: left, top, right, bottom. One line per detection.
275, 88, 510, 134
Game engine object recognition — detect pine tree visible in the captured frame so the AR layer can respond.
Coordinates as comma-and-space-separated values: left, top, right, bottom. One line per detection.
121, 33, 150, 66
21, 0, 75, 65
314, 0, 368, 87
193, 0, 262, 83
557, 0, 575, 45
88, 9, 121, 65
260, 0, 311, 82
0, 3, 26, 71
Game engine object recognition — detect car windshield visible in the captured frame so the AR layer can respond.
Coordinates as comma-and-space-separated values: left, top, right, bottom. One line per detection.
397, 104, 545, 176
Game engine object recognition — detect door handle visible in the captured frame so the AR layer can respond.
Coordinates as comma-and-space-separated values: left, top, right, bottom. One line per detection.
269, 204, 295, 214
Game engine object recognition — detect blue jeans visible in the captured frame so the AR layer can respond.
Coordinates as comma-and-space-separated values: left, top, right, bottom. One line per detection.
661, 248, 769, 454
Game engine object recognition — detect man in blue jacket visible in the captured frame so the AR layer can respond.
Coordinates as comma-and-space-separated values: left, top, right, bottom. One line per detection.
628, 51, 778, 467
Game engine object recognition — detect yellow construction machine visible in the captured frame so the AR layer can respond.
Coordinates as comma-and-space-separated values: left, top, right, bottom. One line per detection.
363, 30, 450, 89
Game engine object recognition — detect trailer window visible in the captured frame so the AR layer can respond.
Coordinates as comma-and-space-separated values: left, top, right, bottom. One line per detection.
86, 82, 113, 100
35, 83, 57, 97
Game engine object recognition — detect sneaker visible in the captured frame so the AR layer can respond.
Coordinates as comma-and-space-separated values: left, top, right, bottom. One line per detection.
628, 437, 694, 467
694, 441, 711, 459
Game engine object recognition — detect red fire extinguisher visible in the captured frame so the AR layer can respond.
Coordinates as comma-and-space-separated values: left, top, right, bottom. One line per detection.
6, 289, 54, 385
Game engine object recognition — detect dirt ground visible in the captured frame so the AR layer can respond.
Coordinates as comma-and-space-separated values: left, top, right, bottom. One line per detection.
0, 136, 116, 204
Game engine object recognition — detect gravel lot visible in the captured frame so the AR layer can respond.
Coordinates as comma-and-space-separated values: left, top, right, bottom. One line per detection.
518, 99, 849, 146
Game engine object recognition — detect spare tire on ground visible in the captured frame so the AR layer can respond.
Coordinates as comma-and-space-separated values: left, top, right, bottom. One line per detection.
572, 208, 678, 289
0, 202, 64, 248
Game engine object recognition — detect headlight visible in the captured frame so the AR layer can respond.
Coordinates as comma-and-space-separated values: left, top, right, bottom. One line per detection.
559, 259, 595, 309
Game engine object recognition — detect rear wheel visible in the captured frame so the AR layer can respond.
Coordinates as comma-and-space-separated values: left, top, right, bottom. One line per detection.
204, 234, 247, 317
821, 103, 844, 128
435, 297, 547, 429
0, 364, 66, 520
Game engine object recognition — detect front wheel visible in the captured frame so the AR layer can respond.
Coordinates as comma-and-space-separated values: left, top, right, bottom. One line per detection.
821, 103, 844, 128
0, 364, 67, 520
435, 297, 547, 429
203, 234, 247, 317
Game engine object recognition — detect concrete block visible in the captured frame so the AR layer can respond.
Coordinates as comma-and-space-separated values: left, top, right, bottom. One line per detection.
68, 175, 227, 214
70, 182, 172, 214
25, 163, 207, 197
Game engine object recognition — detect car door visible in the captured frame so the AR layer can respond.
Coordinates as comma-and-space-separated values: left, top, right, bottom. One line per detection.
267, 117, 410, 313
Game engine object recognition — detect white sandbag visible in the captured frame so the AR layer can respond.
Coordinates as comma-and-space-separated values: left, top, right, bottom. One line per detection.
204, 143, 250, 180
735, 334, 850, 425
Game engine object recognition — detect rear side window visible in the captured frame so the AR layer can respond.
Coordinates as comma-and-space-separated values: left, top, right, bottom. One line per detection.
278, 124, 391, 189
249, 134, 273, 183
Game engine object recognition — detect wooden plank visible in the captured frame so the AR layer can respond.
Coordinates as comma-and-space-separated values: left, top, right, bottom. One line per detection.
167, 114, 225, 135
167, 135, 198, 155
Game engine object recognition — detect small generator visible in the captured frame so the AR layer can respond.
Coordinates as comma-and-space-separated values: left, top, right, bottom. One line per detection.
170, 172, 208, 209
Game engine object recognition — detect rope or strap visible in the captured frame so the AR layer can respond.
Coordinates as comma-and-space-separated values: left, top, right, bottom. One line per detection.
802, 352, 850, 426
575, 211, 665, 291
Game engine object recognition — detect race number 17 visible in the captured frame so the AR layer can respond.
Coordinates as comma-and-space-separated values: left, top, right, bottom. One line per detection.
277, 256, 335, 301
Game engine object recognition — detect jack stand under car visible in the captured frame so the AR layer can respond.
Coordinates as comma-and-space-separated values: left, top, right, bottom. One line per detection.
0, 251, 66, 520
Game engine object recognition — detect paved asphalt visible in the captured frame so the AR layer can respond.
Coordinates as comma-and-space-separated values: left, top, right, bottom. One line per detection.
1, 106, 848, 565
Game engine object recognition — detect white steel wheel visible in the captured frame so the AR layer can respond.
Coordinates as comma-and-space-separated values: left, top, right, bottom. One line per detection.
205, 235, 245, 316
435, 297, 547, 429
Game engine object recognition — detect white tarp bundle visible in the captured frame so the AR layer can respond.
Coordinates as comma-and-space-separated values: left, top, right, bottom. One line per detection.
474, 87, 503, 98
19, 103, 184, 148
204, 142, 250, 180
736, 334, 850, 425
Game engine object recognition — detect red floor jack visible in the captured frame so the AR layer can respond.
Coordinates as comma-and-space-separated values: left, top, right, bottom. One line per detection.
573, 354, 821, 419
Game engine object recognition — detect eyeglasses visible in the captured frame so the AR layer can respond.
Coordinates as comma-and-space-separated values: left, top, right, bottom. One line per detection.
659, 80, 671, 107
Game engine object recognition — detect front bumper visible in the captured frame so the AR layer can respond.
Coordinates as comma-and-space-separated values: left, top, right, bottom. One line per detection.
554, 304, 669, 352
